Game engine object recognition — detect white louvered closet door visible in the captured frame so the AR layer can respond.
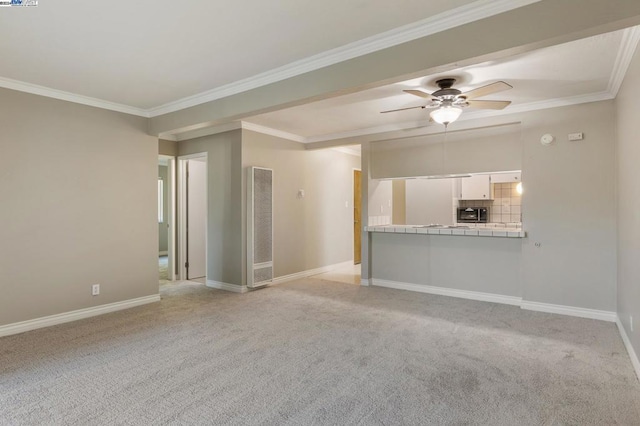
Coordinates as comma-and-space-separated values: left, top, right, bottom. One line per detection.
247, 167, 273, 288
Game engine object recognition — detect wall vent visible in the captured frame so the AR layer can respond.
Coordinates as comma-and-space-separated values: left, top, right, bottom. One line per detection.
247, 167, 273, 288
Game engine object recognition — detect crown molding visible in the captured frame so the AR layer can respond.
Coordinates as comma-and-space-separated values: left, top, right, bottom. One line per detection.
0, 76, 149, 117
608, 26, 640, 96
241, 122, 306, 143
0, 1, 629, 130
146, 0, 541, 117
0, 0, 539, 119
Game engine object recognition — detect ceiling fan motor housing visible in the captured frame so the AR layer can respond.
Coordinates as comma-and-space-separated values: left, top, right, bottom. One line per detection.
433, 78, 462, 98
436, 78, 456, 88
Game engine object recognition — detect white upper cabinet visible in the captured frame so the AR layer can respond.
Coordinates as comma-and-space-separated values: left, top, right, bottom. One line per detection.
490, 172, 521, 183
460, 175, 492, 200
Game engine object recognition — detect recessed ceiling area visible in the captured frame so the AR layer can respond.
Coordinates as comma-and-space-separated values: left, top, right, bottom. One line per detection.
243, 28, 632, 143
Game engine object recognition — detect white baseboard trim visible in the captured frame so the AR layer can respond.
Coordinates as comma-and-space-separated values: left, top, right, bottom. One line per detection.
206, 261, 354, 292
616, 316, 640, 382
370, 279, 617, 322
521, 300, 616, 322
270, 261, 354, 285
158, 251, 168, 256
372, 279, 522, 306
0, 295, 161, 338
360, 278, 371, 287
206, 280, 248, 293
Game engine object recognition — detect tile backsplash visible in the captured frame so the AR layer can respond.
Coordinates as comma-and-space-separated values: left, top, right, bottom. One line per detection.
459, 182, 522, 223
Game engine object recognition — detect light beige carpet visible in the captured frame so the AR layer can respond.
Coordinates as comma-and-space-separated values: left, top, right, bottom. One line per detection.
2, 278, 640, 425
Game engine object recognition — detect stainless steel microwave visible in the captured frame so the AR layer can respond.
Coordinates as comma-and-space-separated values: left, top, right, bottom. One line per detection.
457, 207, 488, 223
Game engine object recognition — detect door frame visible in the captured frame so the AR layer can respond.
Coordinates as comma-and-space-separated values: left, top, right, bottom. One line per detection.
353, 168, 362, 265
159, 155, 176, 282
177, 152, 208, 281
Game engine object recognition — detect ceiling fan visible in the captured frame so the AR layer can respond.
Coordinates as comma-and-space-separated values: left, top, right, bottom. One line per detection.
381, 78, 512, 126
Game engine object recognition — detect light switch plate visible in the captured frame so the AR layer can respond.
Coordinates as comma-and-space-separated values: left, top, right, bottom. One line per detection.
568, 132, 584, 141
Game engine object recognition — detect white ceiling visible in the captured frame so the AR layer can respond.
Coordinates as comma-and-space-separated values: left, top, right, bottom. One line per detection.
1, 0, 637, 143
243, 29, 633, 143
0, 0, 484, 110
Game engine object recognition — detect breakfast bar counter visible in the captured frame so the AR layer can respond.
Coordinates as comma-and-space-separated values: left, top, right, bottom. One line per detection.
366, 224, 526, 238
366, 224, 525, 300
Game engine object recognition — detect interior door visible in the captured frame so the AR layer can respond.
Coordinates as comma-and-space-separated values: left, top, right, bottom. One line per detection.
187, 159, 207, 279
354, 170, 362, 265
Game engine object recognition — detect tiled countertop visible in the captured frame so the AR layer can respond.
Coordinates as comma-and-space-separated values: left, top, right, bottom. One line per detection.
365, 225, 526, 238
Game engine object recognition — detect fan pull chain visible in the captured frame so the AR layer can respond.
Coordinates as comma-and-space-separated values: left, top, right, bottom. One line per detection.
442, 125, 448, 167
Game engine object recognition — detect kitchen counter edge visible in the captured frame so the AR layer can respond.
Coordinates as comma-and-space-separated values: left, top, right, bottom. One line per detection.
365, 226, 526, 238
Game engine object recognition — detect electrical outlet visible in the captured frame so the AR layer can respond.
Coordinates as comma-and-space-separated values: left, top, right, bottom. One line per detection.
631, 315, 634, 332
92, 284, 100, 296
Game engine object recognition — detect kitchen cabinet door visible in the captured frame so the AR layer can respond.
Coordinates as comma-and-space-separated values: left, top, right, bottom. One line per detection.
461, 175, 492, 200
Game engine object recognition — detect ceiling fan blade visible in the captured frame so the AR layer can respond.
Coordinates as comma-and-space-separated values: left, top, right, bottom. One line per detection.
466, 100, 511, 110
403, 89, 438, 100
380, 105, 426, 113
462, 81, 512, 100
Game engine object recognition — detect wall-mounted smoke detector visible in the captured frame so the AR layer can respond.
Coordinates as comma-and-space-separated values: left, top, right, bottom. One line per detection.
540, 134, 555, 146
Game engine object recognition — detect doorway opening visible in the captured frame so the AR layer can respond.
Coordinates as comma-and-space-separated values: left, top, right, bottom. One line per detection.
178, 153, 208, 283
158, 155, 176, 284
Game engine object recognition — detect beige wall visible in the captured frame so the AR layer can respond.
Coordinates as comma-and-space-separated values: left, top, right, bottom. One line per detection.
616, 44, 640, 356
242, 130, 360, 280
0, 88, 158, 326
519, 101, 616, 311
159, 139, 178, 157
363, 101, 617, 312
368, 179, 393, 226
178, 130, 243, 286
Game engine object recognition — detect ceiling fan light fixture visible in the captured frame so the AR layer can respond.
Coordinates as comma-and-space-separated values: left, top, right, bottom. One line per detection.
430, 106, 463, 126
